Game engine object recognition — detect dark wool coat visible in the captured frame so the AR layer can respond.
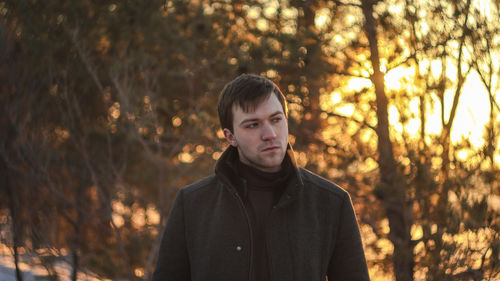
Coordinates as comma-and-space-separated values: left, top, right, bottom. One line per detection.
152, 146, 370, 281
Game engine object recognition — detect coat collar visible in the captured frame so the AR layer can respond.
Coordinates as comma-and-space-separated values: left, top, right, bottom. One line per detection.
215, 144, 304, 205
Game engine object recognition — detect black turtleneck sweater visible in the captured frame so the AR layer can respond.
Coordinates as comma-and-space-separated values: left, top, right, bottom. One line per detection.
238, 160, 292, 281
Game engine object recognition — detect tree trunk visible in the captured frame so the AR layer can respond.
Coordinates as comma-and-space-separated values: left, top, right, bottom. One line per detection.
71, 229, 79, 281
3, 160, 24, 281
292, 0, 325, 150
360, 1, 414, 280
71, 248, 79, 281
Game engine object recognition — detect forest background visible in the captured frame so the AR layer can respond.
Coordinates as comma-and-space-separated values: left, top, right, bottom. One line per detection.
0, 0, 499, 280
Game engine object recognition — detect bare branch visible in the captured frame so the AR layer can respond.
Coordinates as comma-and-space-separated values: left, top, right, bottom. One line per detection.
326, 111, 376, 132
333, 0, 362, 8
68, 27, 105, 94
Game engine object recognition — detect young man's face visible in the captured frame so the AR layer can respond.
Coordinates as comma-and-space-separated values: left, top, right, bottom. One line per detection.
224, 93, 288, 173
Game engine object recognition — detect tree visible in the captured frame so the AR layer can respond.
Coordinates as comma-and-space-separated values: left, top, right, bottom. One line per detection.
1, 0, 498, 280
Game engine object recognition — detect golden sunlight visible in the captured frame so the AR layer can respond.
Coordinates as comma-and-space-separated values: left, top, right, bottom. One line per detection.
111, 200, 127, 228
315, 8, 331, 29
450, 71, 493, 147
338, 62, 496, 151
384, 66, 415, 90
347, 77, 372, 91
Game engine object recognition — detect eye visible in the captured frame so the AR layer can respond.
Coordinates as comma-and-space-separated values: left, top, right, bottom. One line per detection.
246, 123, 258, 129
272, 117, 282, 123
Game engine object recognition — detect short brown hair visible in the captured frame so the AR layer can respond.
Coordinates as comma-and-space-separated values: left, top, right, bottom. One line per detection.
218, 74, 288, 132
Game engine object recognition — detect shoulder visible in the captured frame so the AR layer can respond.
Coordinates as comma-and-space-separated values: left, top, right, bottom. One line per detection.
172, 174, 220, 211
179, 174, 218, 195
298, 168, 348, 201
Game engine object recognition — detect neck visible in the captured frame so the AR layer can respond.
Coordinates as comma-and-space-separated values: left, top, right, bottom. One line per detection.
238, 159, 289, 189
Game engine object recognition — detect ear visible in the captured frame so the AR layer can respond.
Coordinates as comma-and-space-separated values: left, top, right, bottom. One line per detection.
223, 128, 238, 147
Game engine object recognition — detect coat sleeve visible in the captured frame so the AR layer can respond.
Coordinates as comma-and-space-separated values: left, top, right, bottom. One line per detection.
327, 192, 370, 280
152, 189, 191, 281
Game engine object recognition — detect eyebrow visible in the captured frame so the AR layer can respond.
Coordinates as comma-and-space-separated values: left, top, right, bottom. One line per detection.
239, 111, 284, 126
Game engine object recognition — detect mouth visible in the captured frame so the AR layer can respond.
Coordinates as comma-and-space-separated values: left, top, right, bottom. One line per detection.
261, 146, 280, 152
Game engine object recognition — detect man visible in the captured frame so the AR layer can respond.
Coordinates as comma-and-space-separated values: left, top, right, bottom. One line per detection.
152, 74, 370, 281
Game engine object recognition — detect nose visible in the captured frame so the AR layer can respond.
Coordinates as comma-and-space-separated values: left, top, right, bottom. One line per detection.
261, 122, 277, 140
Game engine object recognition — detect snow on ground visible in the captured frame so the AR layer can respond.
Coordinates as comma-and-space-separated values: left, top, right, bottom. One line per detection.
0, 244, 102, 281
0, 262, 35, 281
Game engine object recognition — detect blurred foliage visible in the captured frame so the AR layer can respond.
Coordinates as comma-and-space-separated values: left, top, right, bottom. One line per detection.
0, 0, 498, 280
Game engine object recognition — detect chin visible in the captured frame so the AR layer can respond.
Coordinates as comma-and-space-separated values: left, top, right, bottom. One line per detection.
264, 160, 284, 170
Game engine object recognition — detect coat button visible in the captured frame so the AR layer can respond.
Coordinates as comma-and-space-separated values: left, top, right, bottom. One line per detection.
236, 246, 242, 251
